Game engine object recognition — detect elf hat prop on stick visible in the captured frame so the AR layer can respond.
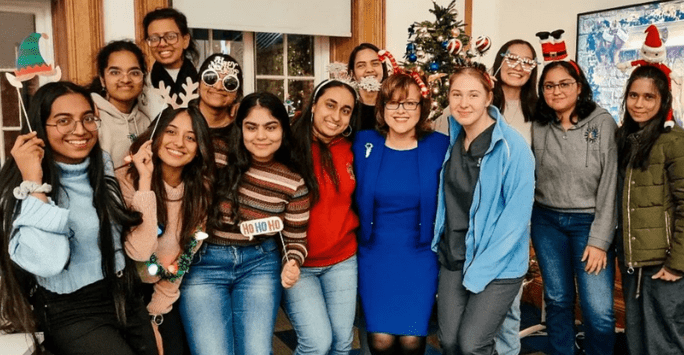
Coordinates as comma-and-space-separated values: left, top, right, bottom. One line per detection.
5, 33, 62, 132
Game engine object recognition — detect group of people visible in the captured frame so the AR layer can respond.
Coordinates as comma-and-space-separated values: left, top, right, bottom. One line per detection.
0, 6, 682, 355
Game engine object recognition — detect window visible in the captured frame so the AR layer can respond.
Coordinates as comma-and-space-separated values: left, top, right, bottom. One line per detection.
0, 0, 53, 165
190, 29, 328, 116
256, 33, 315, 117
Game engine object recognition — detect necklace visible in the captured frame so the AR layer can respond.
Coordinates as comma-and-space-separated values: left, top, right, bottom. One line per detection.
145, 227, 208, 282
504, 101, 521, 124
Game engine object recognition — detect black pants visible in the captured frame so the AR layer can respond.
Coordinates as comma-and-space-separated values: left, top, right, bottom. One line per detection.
33, 279, 158, 355
142, 284, 191, 355
437, 266, 523, 355
621, 264, 684, 355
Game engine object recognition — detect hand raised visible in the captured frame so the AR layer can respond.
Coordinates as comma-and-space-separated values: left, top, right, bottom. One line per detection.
11, 132, 45, 183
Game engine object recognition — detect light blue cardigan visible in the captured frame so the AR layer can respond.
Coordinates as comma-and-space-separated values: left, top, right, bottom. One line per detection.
432, 106, 535, 293
9, 154, 125, 294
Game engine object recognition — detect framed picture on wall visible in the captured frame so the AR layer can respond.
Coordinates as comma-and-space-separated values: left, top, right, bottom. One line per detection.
576, 0, 684, 124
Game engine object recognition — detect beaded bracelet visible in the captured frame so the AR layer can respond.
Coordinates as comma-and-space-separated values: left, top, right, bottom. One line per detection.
13, 181, 52, 200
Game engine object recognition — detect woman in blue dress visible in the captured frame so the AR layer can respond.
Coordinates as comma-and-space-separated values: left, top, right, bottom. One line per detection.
353, 72, 449, 355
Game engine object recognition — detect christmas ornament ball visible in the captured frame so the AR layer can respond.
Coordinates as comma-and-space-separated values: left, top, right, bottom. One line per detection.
429, 62, 440, 71
408, 53, 418, 62
432, 87, 440, 95
475, 36, 492, 54
437, 35, 445, 42
446, 39, 462, 55
450, 28, 460, 37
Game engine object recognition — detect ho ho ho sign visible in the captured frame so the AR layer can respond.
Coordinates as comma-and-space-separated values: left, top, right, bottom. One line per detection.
240, 217, 284, 239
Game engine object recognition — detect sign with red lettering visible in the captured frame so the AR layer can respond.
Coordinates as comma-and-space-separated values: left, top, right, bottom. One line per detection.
239, 217, 284, 239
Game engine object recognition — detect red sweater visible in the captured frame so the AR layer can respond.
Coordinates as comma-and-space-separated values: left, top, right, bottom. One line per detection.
304, 138, 359, 267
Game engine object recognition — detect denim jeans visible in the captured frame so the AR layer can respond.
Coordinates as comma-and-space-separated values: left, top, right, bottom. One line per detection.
494, 285, 522, 355
530, 206, 615, 355
179, 238, 282, 355
283, 255, 358, 355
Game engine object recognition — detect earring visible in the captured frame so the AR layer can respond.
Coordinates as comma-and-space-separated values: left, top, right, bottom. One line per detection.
342, 125, 352, 137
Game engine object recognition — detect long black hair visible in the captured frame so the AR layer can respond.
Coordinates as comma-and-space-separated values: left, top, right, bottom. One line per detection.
533, 60, 597, 126
616, 65, 673, 171
491, 39, 538, 121
292, 80, 358, 203
88, 40, 147, 95
210, 92, 314, 230
126, 105, 215, 247
143, 7, 199, 65
0, 82, 142, 335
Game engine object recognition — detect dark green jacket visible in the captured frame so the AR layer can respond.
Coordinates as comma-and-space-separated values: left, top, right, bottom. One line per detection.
622, 125, 684, 273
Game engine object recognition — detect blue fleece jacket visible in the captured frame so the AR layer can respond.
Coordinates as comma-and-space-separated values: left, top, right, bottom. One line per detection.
432, 106, 535, 293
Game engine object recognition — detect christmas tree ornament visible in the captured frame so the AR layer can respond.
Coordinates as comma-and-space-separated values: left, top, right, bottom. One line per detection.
475, 36, 492, 55
442, 41, 449, 50
406, 43, 416, 53
429, 62, 440, 71
416, 50, 426, 58
408, 53, 418, 63
450, 28, 460, 37
447, 39, 462, 55
432, 86, 440, 95
437, 35, 445, 42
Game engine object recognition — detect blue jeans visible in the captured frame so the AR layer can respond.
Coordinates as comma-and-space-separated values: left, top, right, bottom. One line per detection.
530, 206, 615, 355
283, 255, 358, 355
179, 239, 282, 355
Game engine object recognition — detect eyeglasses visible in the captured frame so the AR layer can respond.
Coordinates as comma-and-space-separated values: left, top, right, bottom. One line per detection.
146, 32, 180, 47
543, 81, 577, 93
503, 54, 537, 72
45, 115, 101, 135
386, 101, 420, 111
201, 69, 240, 92
106, 68, 144, 82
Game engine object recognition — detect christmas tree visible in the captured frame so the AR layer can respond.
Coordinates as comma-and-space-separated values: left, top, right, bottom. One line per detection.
402, 0, 491, 119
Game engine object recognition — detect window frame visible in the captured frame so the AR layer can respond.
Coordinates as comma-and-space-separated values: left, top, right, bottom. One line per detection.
0, 0, 53, 164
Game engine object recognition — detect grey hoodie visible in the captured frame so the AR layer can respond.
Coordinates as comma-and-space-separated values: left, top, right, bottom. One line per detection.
92, 93, 151, 168
532, 106, 618, 250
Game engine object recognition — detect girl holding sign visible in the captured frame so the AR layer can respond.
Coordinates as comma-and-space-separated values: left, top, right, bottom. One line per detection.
285, 79, 360, 354
179, 92, 312, 355
118, 105, 214, 355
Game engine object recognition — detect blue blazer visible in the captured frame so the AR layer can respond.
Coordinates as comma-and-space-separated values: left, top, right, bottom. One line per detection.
352, 130, 449, 248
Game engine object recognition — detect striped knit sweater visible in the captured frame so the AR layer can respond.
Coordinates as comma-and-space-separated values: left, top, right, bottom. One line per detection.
208, 160, 310, 266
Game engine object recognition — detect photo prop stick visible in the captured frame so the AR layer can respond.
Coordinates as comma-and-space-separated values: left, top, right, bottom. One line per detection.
5, 33, 62, 132
240, 216, 289, 262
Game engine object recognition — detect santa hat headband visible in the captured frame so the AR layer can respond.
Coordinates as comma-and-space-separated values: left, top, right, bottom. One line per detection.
642, 24, 663, 53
